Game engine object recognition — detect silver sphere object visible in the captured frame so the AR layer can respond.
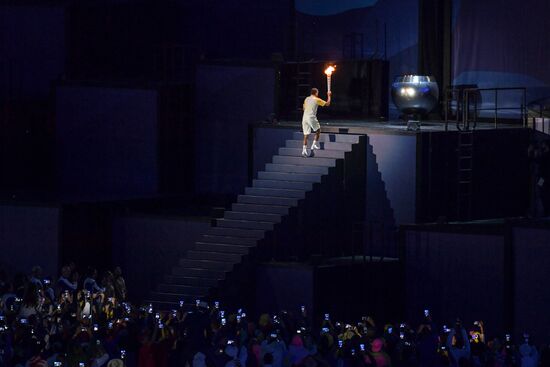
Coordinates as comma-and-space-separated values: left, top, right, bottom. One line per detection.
391, 75, 439, 130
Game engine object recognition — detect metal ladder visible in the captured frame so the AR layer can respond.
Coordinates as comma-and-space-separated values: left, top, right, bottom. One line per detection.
295, 62, 312, 114
457, 130, 474, 220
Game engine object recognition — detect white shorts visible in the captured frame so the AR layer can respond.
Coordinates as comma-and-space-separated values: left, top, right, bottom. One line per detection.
302, 117, 320, 135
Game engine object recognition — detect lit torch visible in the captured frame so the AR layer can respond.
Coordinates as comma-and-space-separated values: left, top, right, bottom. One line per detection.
324, 65, 336, 93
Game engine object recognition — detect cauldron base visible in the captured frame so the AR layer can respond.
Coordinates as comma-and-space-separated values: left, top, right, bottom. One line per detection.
406, 120, 421, 131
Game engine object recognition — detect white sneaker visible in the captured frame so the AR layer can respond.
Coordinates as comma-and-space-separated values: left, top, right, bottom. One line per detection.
302, 150, 309, 158
311, 143, 320, 150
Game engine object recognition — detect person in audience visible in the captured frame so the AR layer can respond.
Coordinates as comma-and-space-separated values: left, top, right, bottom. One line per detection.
18, 283, 40, 318
288, 334, 309, 366
29, 266, 44, 289
416, 322, 438, 367
183, 301, 211, 356
370, 338, 391, 367
193, 351, 207, 367
83, 267, 106, 294
0, 269, 6, 291
90, 342, 110, 367
224, 339, 248, 367
113, 267, 127, 301
57, 265, 77, 295
102, 271, 116, 299
469, 321, 487, 367
1, 281, 16, 312
71, 267, 81, 290
107, 358, 125, 367
138, 332, 156, 367
519, 333, 538, 367
260, 330, 287, 367
26, 341, 47, 367
446, 320, 471, 367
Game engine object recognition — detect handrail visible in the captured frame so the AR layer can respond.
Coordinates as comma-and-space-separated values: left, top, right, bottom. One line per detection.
444, 86, 527, 130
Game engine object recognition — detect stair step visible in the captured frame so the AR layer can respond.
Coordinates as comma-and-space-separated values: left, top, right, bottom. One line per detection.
187, 250, 243, 262
265, 163, 329, 175
158, 284, 210, 295
285, 140, 353, 151
150, 292, 208, 303
178, 258, 234, 271
245, 187, 305, 199
195, 242, 252, 254
258, 171, 322, 183
165, 275, 220, 287
253, 179, 313, 191
172, 266, 227, 279
232, 203, 290, 215
225, 211, 282, 223
207, 227, 265, 239
292, 132, 361, 144
216, 218, 274, 231
237, 194, 298, 207
273, 155, 336, 167
200, 234, 258, 245
279, 147, 346, 159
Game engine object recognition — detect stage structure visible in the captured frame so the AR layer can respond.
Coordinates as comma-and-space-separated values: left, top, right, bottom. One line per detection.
143, 119, 531, 312
279, 60, 389, 120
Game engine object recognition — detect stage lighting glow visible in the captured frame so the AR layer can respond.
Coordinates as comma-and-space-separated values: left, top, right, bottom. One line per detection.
400, 87, 416, 97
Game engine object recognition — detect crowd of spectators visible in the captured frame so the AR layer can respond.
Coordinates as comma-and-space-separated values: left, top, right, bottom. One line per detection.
0, 265, 549, 367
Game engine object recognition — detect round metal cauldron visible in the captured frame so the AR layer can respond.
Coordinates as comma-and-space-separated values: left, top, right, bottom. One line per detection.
391, 75, 439, 130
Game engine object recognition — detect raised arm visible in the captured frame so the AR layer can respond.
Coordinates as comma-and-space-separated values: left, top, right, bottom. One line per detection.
461, 328, 471, 354
446, 328, 455, 349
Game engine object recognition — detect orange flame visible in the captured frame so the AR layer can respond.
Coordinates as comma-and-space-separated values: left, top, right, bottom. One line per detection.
324, 65, 336, 76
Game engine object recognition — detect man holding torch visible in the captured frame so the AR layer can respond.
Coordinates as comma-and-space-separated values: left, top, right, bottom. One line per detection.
301, 66, 334, 158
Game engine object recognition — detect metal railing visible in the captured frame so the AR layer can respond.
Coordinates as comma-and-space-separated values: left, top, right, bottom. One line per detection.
531, 117, 550, 135
445, 86, 527, 130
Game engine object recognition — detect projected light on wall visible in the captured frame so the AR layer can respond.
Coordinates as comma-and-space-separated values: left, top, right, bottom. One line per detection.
296, 0, 379, 16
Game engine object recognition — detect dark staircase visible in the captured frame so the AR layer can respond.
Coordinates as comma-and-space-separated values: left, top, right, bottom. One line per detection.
144, 132, 366, 310
364, 139, 397, 257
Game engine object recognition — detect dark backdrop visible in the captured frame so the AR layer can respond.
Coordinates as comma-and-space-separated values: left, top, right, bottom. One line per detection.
418, 0, 452, 104
452, 0, 550, 105
194, 64, 276, 197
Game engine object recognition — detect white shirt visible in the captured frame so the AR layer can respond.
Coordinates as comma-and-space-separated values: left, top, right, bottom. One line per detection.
302, 96, 326, 123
